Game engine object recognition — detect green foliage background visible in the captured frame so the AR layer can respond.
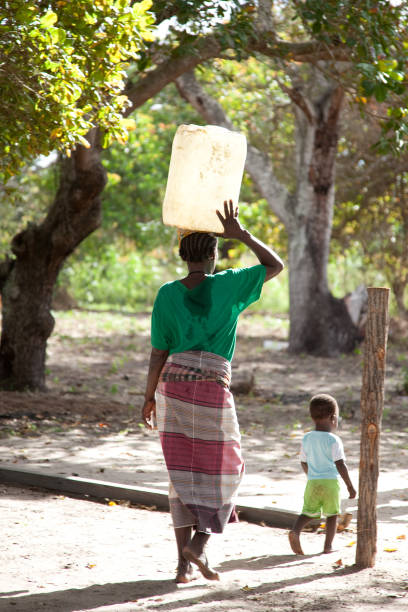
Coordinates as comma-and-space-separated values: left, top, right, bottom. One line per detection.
3, 66, 406, 316
0, 0, 154, 179
1, 0, 407, 315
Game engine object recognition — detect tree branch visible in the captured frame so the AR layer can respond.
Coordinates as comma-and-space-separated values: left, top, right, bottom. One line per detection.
250, 36, 349, 64
276, 77, 316, 125
125, 35, 223, 113
125, 31, 350, 113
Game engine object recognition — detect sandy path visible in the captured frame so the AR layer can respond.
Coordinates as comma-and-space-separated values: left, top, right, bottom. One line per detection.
1, 482, 407, 612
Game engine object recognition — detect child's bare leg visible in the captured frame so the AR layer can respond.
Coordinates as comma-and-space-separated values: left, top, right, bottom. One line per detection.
183, 531, 220, 580
289, 514, 312, 555
174, 526, 194, 583
323, 515, 338, 553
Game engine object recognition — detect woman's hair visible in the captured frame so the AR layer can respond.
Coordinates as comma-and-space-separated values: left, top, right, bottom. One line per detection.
179, 232, 218, 263
309, 393, 338, 420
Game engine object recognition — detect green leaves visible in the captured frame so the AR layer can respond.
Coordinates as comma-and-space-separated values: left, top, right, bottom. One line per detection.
293, 0, 408, 153
0, 0, 155, 180
39, 11, 58, 28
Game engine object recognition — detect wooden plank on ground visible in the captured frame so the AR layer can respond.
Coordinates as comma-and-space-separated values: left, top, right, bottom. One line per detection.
0, 466, 300, 529
0, 466, 169, 509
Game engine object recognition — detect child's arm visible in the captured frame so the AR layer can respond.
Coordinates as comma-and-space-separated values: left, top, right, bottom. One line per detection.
335, 459, 356, 498
301, 461, 308, 475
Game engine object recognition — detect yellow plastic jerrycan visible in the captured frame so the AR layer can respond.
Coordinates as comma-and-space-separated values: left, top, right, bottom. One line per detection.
162, 124, 247, 233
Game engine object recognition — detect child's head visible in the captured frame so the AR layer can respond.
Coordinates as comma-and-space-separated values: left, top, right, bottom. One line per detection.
309, 393, 339, 430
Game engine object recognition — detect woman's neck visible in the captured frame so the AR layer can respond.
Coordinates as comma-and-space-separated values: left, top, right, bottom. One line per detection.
187, 264, 211, 275
187, 269, 206, 277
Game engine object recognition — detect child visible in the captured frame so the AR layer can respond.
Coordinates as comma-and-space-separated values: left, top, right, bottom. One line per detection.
289, 393, 356, 555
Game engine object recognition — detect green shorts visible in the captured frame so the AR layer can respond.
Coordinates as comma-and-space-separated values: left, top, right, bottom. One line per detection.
302, 479, 341, 518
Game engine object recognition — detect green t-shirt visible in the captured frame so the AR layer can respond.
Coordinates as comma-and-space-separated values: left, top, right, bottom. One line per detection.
151, 265, 266, 362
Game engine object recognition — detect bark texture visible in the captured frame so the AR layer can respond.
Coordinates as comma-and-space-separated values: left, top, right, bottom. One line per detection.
356, 287, 389, 568
0, 131, 105, 390
287, 82, 359, 355
176, 70, 361, 356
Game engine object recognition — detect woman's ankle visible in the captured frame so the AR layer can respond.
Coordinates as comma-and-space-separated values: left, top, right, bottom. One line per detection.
186, 531, 210, 557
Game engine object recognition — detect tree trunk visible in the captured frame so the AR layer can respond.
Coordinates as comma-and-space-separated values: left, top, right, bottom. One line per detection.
287, 231, 360, 356
391, 278, 408, 319
176, 70, 361, 356
287, 81, 359, 355
0, 131, 106, 391
356, 287, 389, 568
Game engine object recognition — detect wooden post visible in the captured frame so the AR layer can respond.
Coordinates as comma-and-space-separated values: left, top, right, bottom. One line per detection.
355, 287, 390, 568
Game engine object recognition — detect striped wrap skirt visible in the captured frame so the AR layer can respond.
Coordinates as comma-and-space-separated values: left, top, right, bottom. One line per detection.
155, 350, 244, 534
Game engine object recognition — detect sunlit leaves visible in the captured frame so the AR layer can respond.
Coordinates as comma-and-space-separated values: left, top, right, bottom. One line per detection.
292, 0, 408, 153
0, 0, 155, 180
333, 171, 408, 314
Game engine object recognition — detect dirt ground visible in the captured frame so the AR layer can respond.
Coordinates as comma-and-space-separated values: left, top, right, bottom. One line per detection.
0, 309, 407, 612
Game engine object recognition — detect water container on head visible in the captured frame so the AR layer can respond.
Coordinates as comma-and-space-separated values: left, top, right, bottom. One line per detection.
162, 124, 247, 233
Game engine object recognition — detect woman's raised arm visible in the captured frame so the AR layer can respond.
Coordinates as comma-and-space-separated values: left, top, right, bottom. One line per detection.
216, 199, 284, 282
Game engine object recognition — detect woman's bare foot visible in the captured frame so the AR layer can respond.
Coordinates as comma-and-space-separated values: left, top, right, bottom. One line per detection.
288, 530, 304, 555
182, 546, 220, 581
175, 559, 195, 583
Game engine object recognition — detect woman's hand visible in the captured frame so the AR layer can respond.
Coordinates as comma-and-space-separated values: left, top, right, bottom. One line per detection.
141, 348, 168, 429
217, 198, 284, 282
142, 398, 156, 430
216, 199, 246, 240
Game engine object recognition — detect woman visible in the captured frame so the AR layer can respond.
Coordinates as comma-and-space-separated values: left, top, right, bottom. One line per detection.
142, 200, 284, 583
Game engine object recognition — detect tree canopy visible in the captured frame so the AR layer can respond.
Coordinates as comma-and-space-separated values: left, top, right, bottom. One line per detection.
292, 0, 408, 152
124, 1, 407, 153
2, 0, 406, 181
0, 0, 154, 180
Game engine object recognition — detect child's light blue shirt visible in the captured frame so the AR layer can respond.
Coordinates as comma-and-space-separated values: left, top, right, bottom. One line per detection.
300, 431, 345, 480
